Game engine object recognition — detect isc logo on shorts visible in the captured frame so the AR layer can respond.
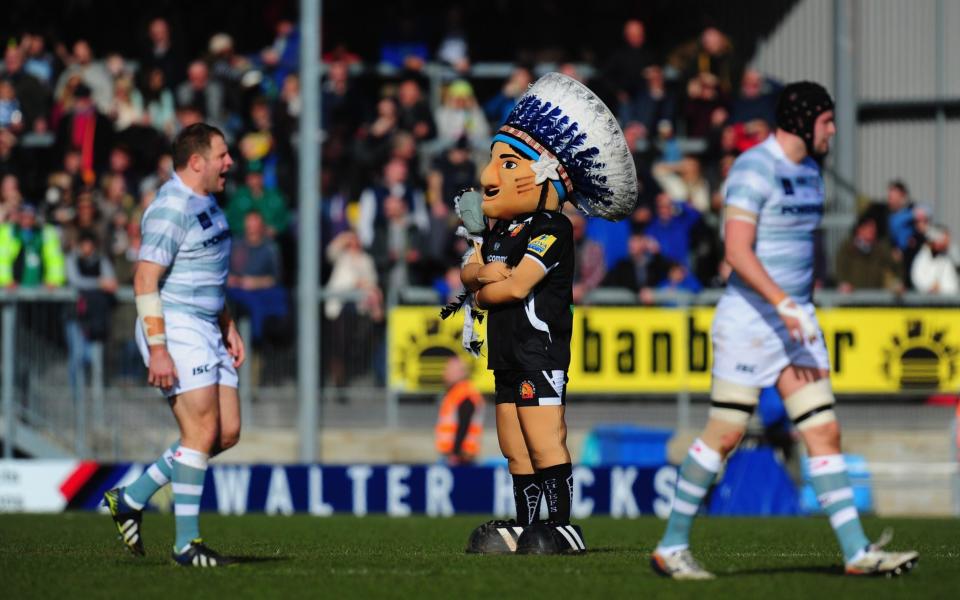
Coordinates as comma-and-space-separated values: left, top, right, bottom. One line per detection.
192, 364, 212, 376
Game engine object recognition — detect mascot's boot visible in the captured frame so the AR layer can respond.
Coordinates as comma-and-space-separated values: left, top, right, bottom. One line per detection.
465, 519, 526, 554
516, 522, 586, 555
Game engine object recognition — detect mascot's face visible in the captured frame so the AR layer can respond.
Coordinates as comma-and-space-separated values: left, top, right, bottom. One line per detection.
480, 141, 559, 220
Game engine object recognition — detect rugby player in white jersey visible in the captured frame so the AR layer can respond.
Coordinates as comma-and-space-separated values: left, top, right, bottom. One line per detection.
104, 123, 244, 567
650, 82, 918, 579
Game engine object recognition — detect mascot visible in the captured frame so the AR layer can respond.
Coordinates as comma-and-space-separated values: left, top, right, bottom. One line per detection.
448, 73, 637, 554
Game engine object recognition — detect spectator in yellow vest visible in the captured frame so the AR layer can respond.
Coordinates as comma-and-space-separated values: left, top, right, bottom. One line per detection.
435, 356, 484, 465
0, 203, 66, 288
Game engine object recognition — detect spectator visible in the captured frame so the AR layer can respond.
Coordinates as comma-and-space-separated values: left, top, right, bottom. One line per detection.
357, 157, 429, 250
141, 17, 186, 88
0, 129, 21, 180
324, 230, 383, 396
353, 96, 400, 184
603, 233, 669, 304
483, 65, 533, 127
109, 76, 145, 131
436, 6, 470, 72
601, 19, 654, 105
902, 203, 932, 287
227, 212, 289, 343
0, 173, 23, 222
20, 33, 56, 87
65, 230, 117, 407
0, 203, 66, 288
567, 209, 606, 304
658, 261, 703, 295
886, 180, 915, 251
321, 60, 362, 137
55, 40, 113, 113
435, 355, 485, 466
911, 225, 959, 295
834, 216, 901, 293
653, 155, 711, 214
225, 160, 290, 237
682, 72, 729, 139
259, 18, 300, 92
138, 67, 177, 137
619, 65, 677, 139
370, 193, 428, 292
0, 78, 24, 132
111, 217, 141, 285
62, 192, 106, 252
669, 26, 740, 95
644, 192, 701, 268
1, 45, 48, 131
426, 136, 477, 209
175, 60, 226, 128
729, 69, 780, 126
396, 78, 436, 142
435, 79, 490, 154
55, 83, 114, 185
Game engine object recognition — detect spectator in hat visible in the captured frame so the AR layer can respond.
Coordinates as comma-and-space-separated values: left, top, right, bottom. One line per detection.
225, 160, 290, 237
911, 224, 959, 295
435, 79, 490, 152
835, 215, 901, 293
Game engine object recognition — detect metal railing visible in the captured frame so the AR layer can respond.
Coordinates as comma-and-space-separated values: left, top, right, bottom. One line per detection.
1, 285, 958, 461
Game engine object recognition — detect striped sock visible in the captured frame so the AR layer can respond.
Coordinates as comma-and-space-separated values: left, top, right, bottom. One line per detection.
657, 438, 721, 553
123, 441, 180, 510
172, 446, 209, 552
809, 454, 870, 562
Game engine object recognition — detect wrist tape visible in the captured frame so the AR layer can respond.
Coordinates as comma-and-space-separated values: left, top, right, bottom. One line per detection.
136, 292, 166, 345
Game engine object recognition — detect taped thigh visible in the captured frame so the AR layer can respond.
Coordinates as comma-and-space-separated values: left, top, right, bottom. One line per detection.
709, 377, 760, 426
782, 379, 836, 431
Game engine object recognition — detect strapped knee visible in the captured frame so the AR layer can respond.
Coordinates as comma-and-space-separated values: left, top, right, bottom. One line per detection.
709, 378, 760, 426
783, 379, 836, 431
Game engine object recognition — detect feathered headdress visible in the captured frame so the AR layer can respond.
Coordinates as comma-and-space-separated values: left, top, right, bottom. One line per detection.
493, 72, 638, 220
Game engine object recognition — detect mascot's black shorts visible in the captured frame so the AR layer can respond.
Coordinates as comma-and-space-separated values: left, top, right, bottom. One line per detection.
494, 369, 568, 407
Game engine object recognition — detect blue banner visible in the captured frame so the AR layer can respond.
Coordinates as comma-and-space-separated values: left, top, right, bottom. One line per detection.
68, 464, 678, 518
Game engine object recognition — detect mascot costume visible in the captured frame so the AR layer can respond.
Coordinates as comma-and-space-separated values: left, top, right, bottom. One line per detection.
445, 72, 637, 554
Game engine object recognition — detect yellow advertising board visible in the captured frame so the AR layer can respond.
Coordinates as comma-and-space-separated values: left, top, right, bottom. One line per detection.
389, 306, 960, 394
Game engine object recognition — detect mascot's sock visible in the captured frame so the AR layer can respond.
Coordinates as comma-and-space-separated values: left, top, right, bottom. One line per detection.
538, 463, 573, 525
512, 473, 542, 526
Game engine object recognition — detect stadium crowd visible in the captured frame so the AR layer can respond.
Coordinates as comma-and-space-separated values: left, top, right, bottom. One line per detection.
1, 15, 958, 377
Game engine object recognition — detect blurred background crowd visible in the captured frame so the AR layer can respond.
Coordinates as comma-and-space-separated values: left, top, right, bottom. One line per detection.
1, 0, 958, 382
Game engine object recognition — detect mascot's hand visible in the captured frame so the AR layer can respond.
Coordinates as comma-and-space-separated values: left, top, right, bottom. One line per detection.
455, 188, 486, 235
477, 261, 511, 284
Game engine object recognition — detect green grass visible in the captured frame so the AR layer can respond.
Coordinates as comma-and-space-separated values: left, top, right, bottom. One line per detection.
1, 514, 955, 599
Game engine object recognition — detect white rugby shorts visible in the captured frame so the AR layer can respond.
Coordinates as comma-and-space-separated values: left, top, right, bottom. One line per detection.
136, 311, 239, 397
711, 293, 830, 387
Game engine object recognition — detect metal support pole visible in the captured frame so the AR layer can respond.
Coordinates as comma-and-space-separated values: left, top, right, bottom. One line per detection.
2, 303, 16, 458
72, 340, 87, 458
833, 0, 856, 208
238, 318, 254, 428
934, 0, 946, 221
297, 0, 322, 462
91, 341, 105, 429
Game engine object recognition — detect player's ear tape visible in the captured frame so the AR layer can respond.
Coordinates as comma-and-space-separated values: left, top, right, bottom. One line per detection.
135, 291, 166, 345
724, 205, 758, 225
709, 378, 760, 426
783, 379, 836, 431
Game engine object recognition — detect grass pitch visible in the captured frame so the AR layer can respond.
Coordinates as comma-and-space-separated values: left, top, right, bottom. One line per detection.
1, 513, 956, 599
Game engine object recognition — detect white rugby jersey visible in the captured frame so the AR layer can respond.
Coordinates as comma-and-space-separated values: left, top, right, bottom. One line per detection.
139, 173, 231, 320
723, 135, 824, 304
